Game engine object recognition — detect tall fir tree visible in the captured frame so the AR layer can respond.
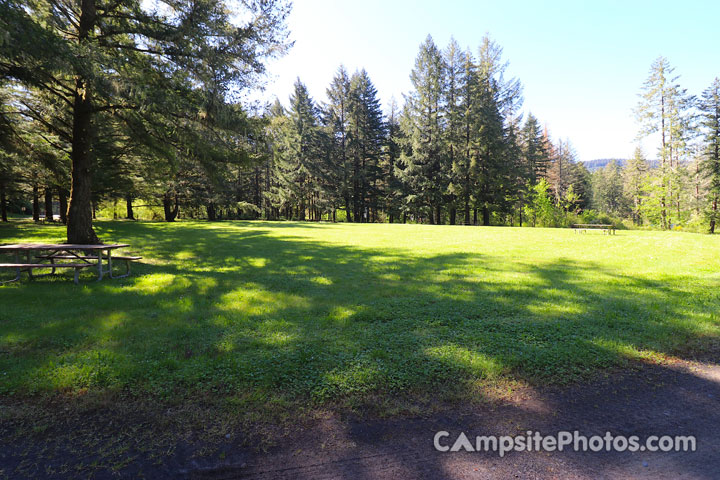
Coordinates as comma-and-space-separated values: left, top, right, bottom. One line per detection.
473, 35, 519, 226
381, 98, 404, 222
455, 50, 479, 225
268, 80, 323, 220
398, 35, 447, 224
324, 66, 353, 220
699, 78, 720, 233
443, 38, 465, 225
347, 70, 385, 222
519, 113, 550, 183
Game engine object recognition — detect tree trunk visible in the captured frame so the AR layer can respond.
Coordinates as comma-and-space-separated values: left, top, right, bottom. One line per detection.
207, 202, 217, 221
696, 162, 701, 216
44, 187, 54, 222
0, 182, 7, 222
163, 192, 178, 222
435, 204, 442, 225
352, 175, 359, 222
473, 208, 477, 226
32, 185, 40, 221
58, 187, 68, 224
66, 0, 100, 244
449, 207, 456, 225
711, 197, 717, 234
254, 167, 261, 219
482, 206, 490, 226
126, 194, 135, 220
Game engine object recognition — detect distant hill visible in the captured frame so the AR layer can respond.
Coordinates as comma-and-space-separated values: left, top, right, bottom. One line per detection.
582, 158, 660, 172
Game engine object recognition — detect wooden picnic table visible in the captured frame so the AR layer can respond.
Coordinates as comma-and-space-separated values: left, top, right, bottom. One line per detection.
0, 243, 136, 284
571, 224, 616, 235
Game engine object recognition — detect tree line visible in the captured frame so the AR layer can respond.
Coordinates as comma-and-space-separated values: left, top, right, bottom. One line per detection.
2, 2, 718, 239
240, 35, 593, 227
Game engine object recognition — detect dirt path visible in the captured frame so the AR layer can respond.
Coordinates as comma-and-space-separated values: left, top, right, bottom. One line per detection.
2, 358, 719, 479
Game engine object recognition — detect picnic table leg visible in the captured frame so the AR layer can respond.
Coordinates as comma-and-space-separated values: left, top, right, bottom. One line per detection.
96, 250, 103, 281
108, 250, 113, 278
13, 252, 20, 282
49, 251, 57, 275
114, 259, 131, 278
1, 254, 22, 284
25, 251, 34, 279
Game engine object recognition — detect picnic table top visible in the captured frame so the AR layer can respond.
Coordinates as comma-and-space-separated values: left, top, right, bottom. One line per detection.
0, 243, 129, 251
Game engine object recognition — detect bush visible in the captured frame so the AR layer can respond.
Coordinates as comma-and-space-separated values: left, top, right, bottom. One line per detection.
682, 215, 712, 234
523, 180, 567, 227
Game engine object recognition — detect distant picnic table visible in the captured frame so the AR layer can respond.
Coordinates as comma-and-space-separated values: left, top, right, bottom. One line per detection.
0, 243, 140, 284
571, 224, 616, 235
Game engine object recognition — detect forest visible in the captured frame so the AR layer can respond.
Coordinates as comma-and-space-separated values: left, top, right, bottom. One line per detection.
1, 1, 719, 241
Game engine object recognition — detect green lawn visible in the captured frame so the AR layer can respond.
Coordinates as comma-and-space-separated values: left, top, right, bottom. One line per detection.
1, 220, 719, 414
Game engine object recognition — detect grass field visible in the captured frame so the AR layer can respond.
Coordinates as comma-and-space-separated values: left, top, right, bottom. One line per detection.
1, 220, 719, 417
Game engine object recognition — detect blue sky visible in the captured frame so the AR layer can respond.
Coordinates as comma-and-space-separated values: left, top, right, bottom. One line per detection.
255, 0, 720, 161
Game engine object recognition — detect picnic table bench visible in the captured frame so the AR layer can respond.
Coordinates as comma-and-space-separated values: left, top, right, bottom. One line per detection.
0, 243, 141, 284
571, 224, 616, 235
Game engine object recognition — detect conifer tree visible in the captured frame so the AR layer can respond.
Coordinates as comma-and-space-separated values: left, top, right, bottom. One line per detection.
324, 66, 353, 220
635, 57, 693, 229
624, 147, 649, 225
268, 80, 322, 220
443, 38, 465, 225
456, 51, 479, 225
473, 35, 518, 226
347, 70, 385, 222
398, 35, 447, 224
381, 99, 404, 222
519, 113, 550, 183
592, 160, 627, 215
699, 78, 720, 233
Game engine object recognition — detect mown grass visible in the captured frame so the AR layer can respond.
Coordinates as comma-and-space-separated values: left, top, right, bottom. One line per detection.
1, 220, 719, 415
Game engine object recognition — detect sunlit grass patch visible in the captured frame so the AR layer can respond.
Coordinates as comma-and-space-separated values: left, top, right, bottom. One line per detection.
425, 344, 504, 379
